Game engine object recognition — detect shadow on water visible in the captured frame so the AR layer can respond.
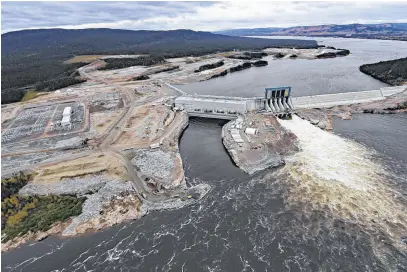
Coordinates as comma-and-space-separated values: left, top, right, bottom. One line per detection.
2, 117, 407, 271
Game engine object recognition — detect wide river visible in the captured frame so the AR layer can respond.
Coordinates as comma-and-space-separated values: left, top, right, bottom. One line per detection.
2, 37, 407, 271
178, 36, 407, 97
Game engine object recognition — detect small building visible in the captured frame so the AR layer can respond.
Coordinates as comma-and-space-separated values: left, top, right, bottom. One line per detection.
61, 115, 71, 126
63, 107, 72, 117
245, 127, 258, 135
150, 143, 160, 149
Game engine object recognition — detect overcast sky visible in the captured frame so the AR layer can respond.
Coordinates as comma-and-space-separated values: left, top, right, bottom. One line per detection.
2, 1, 407, 33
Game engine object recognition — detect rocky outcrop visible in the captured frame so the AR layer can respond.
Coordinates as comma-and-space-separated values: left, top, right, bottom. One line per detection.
208, 70, 228, 79
316, 49, 350, 59
336, 49, 350, 56
227, 55, 253, 60
152, 65, 180, 74
243, 51, 268, 58
229, 62, 252, 72
205, 60, 268, 80
194, 60, 224, 73
316, 52, 337, 59
273, 53, 285, 59
228, 51, 267, 60
359, 57, 407, 86
296, 109, 333, 130
299, 89, 407, 129
252, 60, 268, 67
133, 75, 150, 80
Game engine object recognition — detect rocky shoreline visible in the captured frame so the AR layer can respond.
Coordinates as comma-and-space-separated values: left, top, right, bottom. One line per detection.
203, 60, 268, 81
297, 88, 407, 130
360, 57, 407, 86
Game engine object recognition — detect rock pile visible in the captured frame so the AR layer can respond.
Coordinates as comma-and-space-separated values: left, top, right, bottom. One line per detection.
131, 149, 174, 180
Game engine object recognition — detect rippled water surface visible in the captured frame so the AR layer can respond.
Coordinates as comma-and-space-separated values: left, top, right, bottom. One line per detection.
3, 116, 407, 271
178, 37, 407, 97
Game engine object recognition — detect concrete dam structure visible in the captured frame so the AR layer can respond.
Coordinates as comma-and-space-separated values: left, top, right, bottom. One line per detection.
174, 86, 294, 119
171, 83, 406, 119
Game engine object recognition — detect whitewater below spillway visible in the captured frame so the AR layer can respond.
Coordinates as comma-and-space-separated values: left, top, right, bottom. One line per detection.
2, 117, 407, 271
278, 115, 381, 191
277, 115, 407, 268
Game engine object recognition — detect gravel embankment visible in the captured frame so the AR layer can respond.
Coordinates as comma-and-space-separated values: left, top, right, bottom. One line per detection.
19, 174, 116, 196
131, 149, 175, 179
63, 180, 133, 236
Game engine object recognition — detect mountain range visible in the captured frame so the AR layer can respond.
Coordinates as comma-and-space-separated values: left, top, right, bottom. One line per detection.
215, 23, 407, 41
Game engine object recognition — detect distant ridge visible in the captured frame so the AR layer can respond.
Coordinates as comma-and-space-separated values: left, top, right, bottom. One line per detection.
1, 28, 317, 98
215, 23, 407, 41
1, 28, 317, 57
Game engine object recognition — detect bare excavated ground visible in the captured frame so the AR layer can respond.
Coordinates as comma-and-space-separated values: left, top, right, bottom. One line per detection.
32, 153, 127, 184
113, 102, 174, 147
222, 113, 298, 174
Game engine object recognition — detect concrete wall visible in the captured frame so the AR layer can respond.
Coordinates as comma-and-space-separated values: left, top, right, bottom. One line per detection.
175, 96, 247, 114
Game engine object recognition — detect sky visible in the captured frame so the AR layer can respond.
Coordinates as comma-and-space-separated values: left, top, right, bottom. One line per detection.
2, 1, 407, 33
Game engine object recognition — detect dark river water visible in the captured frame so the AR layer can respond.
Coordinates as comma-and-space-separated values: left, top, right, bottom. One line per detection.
3, 38, 407, 271
3, 115, 407, 271
178, 37, 407, 97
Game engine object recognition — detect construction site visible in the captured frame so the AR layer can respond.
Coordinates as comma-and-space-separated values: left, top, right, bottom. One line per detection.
2, 47, 406, 250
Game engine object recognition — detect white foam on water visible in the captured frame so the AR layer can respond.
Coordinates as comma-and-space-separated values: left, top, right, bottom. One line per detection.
278, 115, 381, 191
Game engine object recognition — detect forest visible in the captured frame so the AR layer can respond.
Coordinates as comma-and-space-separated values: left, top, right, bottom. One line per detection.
359, 57, 407, 86
1, 172, 85, 242
1, 28, 317, 104
100, 56, 167, 70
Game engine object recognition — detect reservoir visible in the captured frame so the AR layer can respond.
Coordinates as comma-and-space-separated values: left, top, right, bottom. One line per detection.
178, 37, 407, 97
2, 38, 407, 271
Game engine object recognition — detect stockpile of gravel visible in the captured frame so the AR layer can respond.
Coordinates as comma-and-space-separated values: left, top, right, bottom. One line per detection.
63, 180, 133, 235
131, 149, 174, 179
19, 174, 114, 196
54, 136, 83, 148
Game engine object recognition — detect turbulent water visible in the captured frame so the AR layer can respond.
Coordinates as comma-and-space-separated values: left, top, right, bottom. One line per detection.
3, 116, 407, 271
178, 37, 407, 97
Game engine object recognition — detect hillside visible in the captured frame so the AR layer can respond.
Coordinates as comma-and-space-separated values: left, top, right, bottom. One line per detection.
359, 57, 407, 86
216, 23, 407, 41
1, 28, 317, 104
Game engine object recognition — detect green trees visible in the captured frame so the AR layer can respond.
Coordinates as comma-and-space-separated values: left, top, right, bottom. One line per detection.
1, 29, 318, 105
100, 56, 167, 70
1, 172, 85, 242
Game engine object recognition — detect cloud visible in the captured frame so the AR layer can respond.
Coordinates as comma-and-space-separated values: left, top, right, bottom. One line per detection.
1, 1, 407, 33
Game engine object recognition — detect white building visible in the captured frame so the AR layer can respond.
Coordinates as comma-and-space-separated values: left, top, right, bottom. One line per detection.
63, 107, 72, 117
61, 107, 72, 126
61, 115, 71, 126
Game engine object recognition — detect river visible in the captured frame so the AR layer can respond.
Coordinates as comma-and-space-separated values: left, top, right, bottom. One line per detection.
2, 38, 407, 271
177, 36, 407, 97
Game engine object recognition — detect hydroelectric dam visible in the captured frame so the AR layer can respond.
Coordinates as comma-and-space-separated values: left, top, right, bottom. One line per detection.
164, 83, 406, 120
